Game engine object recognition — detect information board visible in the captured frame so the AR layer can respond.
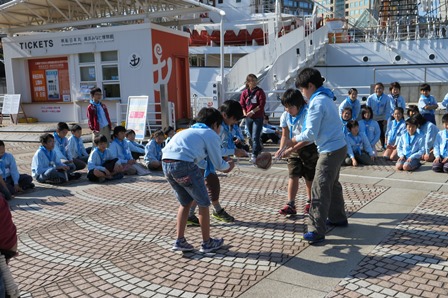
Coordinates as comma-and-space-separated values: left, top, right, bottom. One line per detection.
126, 96, 149, 140
2, 94, 21, 115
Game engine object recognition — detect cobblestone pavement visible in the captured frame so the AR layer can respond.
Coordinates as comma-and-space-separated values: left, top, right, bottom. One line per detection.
3, 138, 448, 297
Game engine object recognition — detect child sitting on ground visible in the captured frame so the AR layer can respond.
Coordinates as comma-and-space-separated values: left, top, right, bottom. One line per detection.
31, 133, 76, 184
144, 130, 165, 170
261, 114, 281, 144
344, 120, 375, 166
0, 140, 34, 198
383, 107, 406, 161
53, 122, 82, 178
413, 113, 439, 162
358, 106, 381, 155
162, 126, 176, 148
339, 88, 361, 120
432, 114, 448, 173
87, 135, 124, 182
125, 129, 145, 160
395, 117, 424, 171
340, 107, 352, 136
109, 126, 137, 175
162, 107, 234, 253
67, 124, 89, 170
275, 89, 319, 216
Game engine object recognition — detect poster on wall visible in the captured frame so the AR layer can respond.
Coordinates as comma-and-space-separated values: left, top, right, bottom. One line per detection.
28, 57, 70, 102
126, 96, 149, 140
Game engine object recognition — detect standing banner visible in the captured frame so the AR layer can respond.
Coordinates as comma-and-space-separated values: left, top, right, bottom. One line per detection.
126, 96, 149, 140
2, 94, 21, 115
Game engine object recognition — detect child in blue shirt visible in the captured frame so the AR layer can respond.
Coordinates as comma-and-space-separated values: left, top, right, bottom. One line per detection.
261, 114, 281, 144
367, 82, 389, 149
109, 126, 137, 175
125, 129, 145, 160
338, 88, 361, 120
340, 107, 352, 136
87, 135, 124, 182
31, 133, 76, 184
432, 113, 448, 173
162, 107, 234, 253
344, 120, 375, 166
144, 130, 165, 170
414, 113, 439, 162
396, 117, 424, 171
387, 82, 406, 119
276, 89, 318, 216
358, 106, 381, 155
384, 107, 406, 161
418, 83, 438, 125
53, 122, 80, 178
67, 124, 89, 171
0, 140, 34, 198
162, 126, 175, 148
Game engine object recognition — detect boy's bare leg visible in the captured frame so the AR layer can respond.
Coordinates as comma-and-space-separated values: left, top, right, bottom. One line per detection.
198, 206, 210, 242
288, 177, 299, 202
177, 201, 193, 239
305, 179, 313, 201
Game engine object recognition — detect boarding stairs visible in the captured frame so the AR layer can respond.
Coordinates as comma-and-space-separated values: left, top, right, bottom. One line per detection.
223, 22, 330, 116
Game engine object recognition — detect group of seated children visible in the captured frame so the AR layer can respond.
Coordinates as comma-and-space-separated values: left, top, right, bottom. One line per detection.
337, 82, 444, 172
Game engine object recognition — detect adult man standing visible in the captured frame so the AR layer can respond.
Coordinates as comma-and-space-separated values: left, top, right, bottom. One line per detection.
288, 68, 348, 244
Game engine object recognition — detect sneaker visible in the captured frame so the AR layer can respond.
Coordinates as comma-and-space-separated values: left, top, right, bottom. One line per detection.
326, 219, 348, 227
200, 238, 224, 253
301, 232, 325, 244
172, 237, 194, 252
68, 173, 82, 180
23, 183, 35, 190
249, 154, 256, 164
46, 178, 63, 184
279, 203, 297, 215
212, 209, 235, 222
304, 202, 311, 215
106, 173, 124, 180
187, 214, 200, 226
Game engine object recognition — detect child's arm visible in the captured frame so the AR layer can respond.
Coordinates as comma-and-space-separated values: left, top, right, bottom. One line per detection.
409, 137, 425, 160
8, 155, 21, 192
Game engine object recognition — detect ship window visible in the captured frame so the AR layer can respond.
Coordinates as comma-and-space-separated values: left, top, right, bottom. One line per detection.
236, 0, 241, 2
218, 0, 223, 3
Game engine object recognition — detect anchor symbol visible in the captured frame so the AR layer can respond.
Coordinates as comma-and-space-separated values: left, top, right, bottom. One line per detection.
153, 43, 172, 92
130, 54, 140, 67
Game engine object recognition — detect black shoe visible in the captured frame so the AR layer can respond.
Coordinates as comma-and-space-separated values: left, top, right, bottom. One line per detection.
106, 173, 124, 180
68, 173, 82, 180
326, 219, 348, 227
22, 183, 35, 190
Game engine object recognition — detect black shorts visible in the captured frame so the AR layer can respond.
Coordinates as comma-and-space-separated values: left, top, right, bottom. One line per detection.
287, 143, 319, 180
87, 169, 105, 182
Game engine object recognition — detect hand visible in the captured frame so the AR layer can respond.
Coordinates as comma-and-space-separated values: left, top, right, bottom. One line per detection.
104, 169, 111, 176
443, 157, 448, 163
115, 164, 123, 172
352, 158, 358, 167
282, 148, 292, 158
14, 184, 22, 193
398, 157, 405, 162
222, 159, 235, 173
386, 144, 394, 149
283, 139, 294, 149
246, 111, 254, 118
234, 148, 248, 158
274, 148, 284, 159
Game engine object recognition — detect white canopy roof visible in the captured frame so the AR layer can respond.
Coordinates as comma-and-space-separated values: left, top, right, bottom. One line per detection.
0, 0, 222, 34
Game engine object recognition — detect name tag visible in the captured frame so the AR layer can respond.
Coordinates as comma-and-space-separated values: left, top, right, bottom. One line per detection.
251, 95, 257, 104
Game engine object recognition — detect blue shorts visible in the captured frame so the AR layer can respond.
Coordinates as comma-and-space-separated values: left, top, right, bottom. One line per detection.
162, 160, 210, 207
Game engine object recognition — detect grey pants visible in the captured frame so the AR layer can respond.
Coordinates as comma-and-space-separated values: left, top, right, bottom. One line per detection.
308, 145, 348, 236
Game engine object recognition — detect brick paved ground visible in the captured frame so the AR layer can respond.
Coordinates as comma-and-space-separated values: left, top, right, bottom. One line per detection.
2, 136, 448, 297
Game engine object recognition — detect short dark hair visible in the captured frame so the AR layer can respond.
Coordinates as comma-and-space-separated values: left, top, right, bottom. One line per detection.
195, 107, 223, 128
94, 134, 108, 145
220, 100, 244, 121
0, 140, 4, 147
406, 116, 419, 126
162, 126, 174, 135
281, 88, 306, 109
348, 88, 358, 95
40, 133, 54, 144
295, 68, 324, 89
412, 113, 426, 126
113, 125, 126, 136
393, 107, 404, 115
90, 87, 102, 97
442, 113, 448, 124
70, 124, 82, 133
361, 106, 374, 120
347, 120, 359, 131
151, 130, 165, 139
420, 83, 431, 92
389, 82, 401, 91
374, 82, 385, 89
57, 122, 69, 132
125, 129, 136, 137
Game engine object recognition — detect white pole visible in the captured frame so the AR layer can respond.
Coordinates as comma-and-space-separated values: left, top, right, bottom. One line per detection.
220, 11, 225, 104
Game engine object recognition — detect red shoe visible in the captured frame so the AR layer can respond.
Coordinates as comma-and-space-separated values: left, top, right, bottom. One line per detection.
279, 204, 297, 215
304, 202, 311, 215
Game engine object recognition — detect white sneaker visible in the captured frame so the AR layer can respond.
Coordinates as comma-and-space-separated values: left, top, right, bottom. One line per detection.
249, 154, 256, 164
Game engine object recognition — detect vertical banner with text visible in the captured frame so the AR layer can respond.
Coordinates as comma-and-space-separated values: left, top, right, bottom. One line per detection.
28, 57, 70, 102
